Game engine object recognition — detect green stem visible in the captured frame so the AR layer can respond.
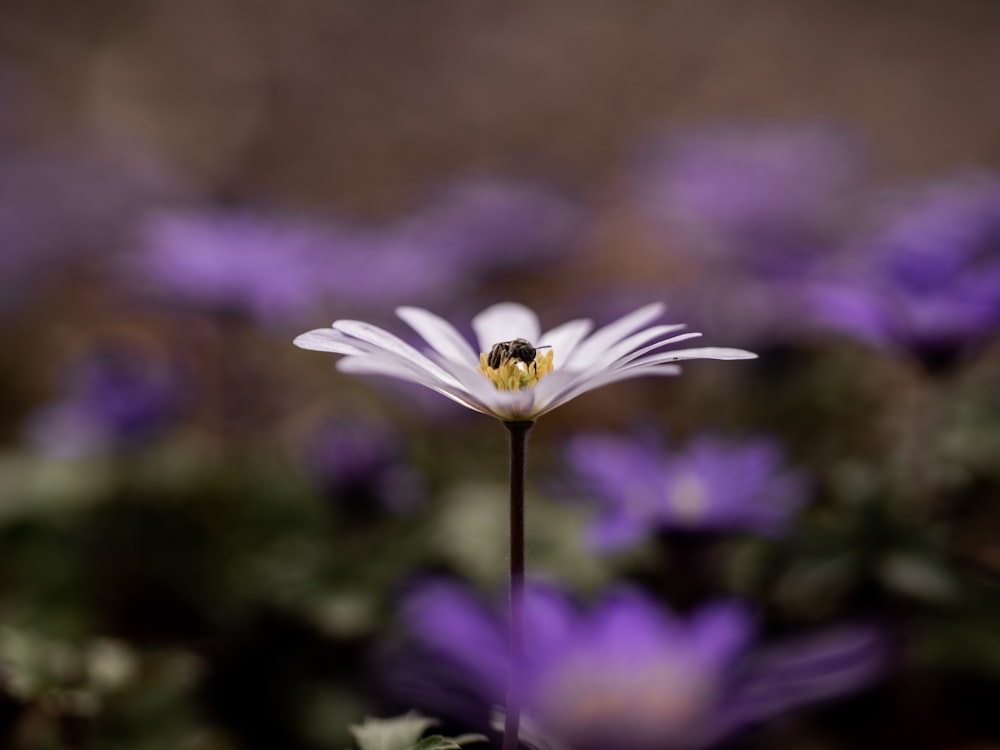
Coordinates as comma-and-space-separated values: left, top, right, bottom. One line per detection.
502, 420, 533, 750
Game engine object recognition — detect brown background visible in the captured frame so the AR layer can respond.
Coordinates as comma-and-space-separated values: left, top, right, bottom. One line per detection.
3, 0, 999, 213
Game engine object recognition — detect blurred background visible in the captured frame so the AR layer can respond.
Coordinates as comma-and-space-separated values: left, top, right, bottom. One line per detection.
2, 1, 1000, 748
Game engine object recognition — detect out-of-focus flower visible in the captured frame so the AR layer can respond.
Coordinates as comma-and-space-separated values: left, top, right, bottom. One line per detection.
24, 346, 186, 459
303, 419, 425, 515
130, 209, 403, 325
805, 175, 1000, 369
625, 126, 866, 346
130, 180, 583, 326
294, 302, 755, 422
390, 580, 887, 750
565, 432, 808, 550
632, 125, 864, 276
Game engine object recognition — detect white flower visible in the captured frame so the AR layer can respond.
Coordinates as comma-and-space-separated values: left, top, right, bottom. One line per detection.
294, 302, 756, 422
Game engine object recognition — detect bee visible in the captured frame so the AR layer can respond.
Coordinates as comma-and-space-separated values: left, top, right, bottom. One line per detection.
487, 338, 552, 372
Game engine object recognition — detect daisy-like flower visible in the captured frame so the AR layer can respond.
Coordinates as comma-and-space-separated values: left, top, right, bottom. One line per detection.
565, 431, 809, 550
293, 302, 756, 422
295, 301, 755, 750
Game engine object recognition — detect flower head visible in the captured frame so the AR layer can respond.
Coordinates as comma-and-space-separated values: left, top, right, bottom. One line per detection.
294, 302, 756, 422
131, 181, 582, 327
132, 208, 455, 326
805, 174, 1000, 368
632, 125, 864, 275
389, 580, 887, 750
565, 432, 809, 549
24, 345, 186, 459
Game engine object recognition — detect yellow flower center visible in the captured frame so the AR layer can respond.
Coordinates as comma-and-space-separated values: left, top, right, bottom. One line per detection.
478, 348, 554, 391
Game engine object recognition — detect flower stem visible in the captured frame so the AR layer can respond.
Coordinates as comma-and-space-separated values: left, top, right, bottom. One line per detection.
502, 420, 533, 750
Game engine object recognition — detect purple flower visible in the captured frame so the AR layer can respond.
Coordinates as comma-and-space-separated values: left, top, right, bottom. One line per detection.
632, 125, 864, 276
130, 208, 418, 325
805, 174, 1000, 368
390, 580, 887, 750
564, 432, 808, 550
24, 346, 185, 458
624, 126, 867, 346
303, 419, 425, 514
130, 181, 582, 326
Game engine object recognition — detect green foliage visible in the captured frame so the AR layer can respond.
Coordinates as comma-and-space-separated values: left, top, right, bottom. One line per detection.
346, 713, 485, 750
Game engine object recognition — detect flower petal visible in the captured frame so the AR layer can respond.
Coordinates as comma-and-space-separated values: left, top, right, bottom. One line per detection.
589, 325, 693, 370
538, 318, 593, 367
333, 319, 461, 386
601, 331, 705, 372
396, 306, 479, 365
293, 328, 368, 355
424, 352, 508, 406
472, 302, 541, 354
533, 364, 682, 413
430, 355, 539, 421
562, 303, 667, 369
337, 354, 492, 415
622, 347, 759, 370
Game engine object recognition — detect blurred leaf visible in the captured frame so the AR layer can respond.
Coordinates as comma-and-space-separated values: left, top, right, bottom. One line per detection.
878, 553, 959, 603
0, 452, 111, 519
412, 734, 487, 750
0, 628, 141, 722
349, 712, 438, 750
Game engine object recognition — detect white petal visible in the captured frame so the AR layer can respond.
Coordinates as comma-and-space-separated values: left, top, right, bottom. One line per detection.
337, 355, 492, 415
293, 328, 368, 355
426, 354, 538, 421
529, 369, 588, 410
424, 352, 504, 405
602, 331, 705, 371
534, 363, 683, 412
588, 324, 692, 370
472, 303, 541, 354
396, 306, 478, 365
623, 347, 759, 369
538, 318, 593, 367
333, 319, 460, 386
562, 303, 667, 369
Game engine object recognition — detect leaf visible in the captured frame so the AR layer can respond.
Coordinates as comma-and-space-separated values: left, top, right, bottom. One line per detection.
349, 712, 439, 750
411, 734, 488, 750
451, 735, 489, 746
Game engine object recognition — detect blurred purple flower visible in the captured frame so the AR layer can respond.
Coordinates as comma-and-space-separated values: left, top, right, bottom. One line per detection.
130, 180, 582, 326
304, 419, 425, 514
632, 125, 864, 276
390, 580, 887, 750
129, 209, 425, 325
564, 432, 808, 550
805, 175, 1000, 368
624, 126, 867, 346
24, 346, 186, 458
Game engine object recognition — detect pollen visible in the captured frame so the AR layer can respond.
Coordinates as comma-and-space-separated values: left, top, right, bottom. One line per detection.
478, 348, 554, 391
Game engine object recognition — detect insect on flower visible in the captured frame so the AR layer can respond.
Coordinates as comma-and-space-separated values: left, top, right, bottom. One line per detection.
293, 302, 757, 422
486, 339, 552, 372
